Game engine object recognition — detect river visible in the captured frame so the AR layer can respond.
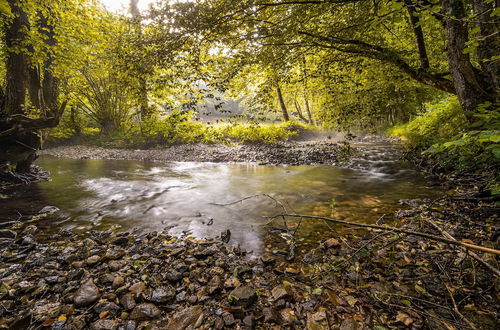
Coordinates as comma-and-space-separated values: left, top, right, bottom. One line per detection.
0, 142, 444, 256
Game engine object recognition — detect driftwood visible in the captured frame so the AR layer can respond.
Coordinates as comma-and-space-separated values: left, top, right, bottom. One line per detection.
270, 214, 500, 257
425, 218, 500, 277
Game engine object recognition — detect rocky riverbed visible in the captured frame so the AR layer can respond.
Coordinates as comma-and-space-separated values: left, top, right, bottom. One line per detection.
41, 141, 354, 166
0, 190, 498, 329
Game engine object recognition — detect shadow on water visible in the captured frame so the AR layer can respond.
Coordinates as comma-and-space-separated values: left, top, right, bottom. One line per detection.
0, 143, 444, 256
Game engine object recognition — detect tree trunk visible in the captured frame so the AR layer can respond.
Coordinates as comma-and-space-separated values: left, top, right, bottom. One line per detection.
276, 85, 290, 122
473, 0, 499, 103
4, 0, 28, 115
442, 0, 491, 122
294, 99, 309, 123
301, 57, 314, 125
1, 2, 66, 174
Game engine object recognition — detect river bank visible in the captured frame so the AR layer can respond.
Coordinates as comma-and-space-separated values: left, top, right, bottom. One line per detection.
0, 185, 498, 329
40, 141, 355, 166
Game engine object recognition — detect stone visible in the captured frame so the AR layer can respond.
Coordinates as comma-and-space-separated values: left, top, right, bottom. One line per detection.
86, 255, 100, 265
263, 308, 281, 323
223, 312, 235, 326
67, 315, 88, 330
32, 302, 61, 321
74, 279, 100, 307
129, 303, 161, 320
207, 276, 221, 294
111, 236, 129, 246
194, 245, 218, 257
94, 302, 121, 316
120, 293, 136, 310
128, 282, 146, 295
112, 275, 124, 289
165, 270, 182, 282
105, 248, 125, 260
91, 319, 118, 330
271, 285, 292, 301
229, 286, 257, 307
109, 260, 126, 271
122, 320, 137, 330
260, 255, 276, 265
148, 287, 176, 303
166, 305, 203, 330
243, 315, 256, 329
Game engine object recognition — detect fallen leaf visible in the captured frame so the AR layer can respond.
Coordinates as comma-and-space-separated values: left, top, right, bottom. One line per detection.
396, 311, 413, 326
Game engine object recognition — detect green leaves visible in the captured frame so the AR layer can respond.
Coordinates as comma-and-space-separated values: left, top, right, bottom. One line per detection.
0, 0, 11, 17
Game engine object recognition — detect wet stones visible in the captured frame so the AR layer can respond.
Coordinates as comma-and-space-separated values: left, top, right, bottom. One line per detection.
120, 293, 136, 310
223, 312, 236, 326
74, 279, 100, 307
32, 301, 61, 321
228, 286, 257, 307
112, 275, 124, 289
129, 303, 161, 320
86, 255, 100, 265
166, 305, 203, 330
165, 270, 182, 282
262, 307, 281, 323
94, 302, 120, 317
148, 286, 176, 303
128, 282, 146, 296
91, 319, 118, 330
194, 245, 218, 257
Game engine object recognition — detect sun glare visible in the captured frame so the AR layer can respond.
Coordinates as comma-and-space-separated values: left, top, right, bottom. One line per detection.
100, 0, 155, 13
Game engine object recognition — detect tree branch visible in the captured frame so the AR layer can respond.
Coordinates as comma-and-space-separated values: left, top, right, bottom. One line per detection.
298, 31, 456, 94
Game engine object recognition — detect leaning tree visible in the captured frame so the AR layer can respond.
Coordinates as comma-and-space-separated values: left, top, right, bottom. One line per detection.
0, 0, 66, 177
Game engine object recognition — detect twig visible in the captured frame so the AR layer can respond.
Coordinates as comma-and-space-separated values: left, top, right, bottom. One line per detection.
445, 283, 479, 330
270, 214, 500, 255
425, 218, 500, 277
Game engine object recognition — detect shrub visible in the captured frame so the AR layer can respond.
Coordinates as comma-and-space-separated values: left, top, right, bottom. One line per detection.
389, 97, 499, 186
388, 97, 467, 147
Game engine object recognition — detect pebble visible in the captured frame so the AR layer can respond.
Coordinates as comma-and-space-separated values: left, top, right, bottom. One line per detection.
74, 279, 100, 307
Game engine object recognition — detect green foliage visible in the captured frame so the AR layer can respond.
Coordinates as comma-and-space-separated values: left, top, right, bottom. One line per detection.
0, 0, 11, 17
49, 112, 309, 148
388, 97, 467, 147
389, 98, 499, 177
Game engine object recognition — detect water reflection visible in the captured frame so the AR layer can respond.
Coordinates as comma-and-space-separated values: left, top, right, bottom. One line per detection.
0, 146, 443, 255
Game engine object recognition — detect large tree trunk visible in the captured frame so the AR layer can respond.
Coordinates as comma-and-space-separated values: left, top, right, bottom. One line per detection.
442, 0, 494, 122
473, 0, 500, 102
4, 0, 28, 115
276, 85, 290, 122
1, 1, 65, 174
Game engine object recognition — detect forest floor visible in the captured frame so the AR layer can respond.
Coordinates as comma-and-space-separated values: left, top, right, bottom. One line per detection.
40, 140, 356, 166
0, 141, 498, 329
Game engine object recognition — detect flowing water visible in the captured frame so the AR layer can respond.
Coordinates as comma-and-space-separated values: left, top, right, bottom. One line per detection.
0, 142, 444, 256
